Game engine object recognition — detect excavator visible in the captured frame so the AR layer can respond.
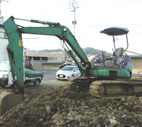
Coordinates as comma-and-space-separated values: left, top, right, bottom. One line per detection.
1, 16, 142, 114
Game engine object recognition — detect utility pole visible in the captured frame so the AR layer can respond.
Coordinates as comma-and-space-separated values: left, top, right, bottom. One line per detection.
69, 0, 79, 36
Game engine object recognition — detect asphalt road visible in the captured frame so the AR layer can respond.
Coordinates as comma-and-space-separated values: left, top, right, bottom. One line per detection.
34, 68, 67, 88
34, 68, 58, 81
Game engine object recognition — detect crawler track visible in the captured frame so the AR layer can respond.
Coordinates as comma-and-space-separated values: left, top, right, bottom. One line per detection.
70, 78, 142, 99
90, 79, 142, 98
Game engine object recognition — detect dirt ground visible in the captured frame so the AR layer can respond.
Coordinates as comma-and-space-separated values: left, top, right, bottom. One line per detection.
1, 77, 142, 127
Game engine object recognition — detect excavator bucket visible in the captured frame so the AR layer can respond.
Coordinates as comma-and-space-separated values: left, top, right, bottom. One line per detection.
0, 91, 23, 116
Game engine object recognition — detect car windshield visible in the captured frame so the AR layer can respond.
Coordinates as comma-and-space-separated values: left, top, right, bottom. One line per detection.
0, 62, 10, 71
61, 66, 74, 71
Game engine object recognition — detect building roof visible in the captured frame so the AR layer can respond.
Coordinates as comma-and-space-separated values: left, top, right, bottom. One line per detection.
25, 51, 63, 57
125, 50, 142, 56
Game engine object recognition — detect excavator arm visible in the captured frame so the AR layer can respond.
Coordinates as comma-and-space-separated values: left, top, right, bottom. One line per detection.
4, 16, 142, 100
4, 16, 91, 93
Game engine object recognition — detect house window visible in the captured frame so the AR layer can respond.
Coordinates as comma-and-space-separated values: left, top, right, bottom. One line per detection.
33, 57, 40, 60
42, 57, 48, 61
48, 57, 56, 60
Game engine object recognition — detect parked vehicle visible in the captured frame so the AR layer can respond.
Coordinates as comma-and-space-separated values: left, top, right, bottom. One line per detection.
56, 65, 81, 80
0, 61, 43, 87
59, 60, 75, 69
0, 61, 12, 86
24, 68, 43, 86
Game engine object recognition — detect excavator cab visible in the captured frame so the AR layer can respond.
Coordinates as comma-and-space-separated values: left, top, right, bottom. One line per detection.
100, 27, 129, 50
101, 27, 131, 69
92, 27, 131, 70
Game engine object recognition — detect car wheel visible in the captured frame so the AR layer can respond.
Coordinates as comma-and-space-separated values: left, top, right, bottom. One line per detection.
72, 74, 74, 77
34, 79, 40, 86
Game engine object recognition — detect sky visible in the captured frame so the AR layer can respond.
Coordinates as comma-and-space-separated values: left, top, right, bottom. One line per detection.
1, 0, 142, 53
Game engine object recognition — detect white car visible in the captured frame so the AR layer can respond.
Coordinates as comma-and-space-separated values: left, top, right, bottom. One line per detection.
56, 66, 81, 80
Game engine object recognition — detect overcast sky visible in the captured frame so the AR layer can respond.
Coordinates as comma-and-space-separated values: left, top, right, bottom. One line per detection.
2, 0, 142, 53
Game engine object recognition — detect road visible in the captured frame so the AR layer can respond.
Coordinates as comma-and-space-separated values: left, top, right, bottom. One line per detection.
34, 68, 58, 81
34, 68, 67, 88
24, 68, 67, 99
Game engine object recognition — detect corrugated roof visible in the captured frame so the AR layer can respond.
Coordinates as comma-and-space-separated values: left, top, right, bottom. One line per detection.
25, 51, 63, 57
125, 50, 142, 56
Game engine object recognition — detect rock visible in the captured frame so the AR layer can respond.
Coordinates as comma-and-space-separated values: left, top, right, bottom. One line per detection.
109, 118, 117, 126
52, 113, 63, 122
45, 105, 51, 114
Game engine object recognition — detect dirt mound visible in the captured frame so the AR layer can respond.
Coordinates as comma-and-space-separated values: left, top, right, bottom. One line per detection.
1, 80, 142, 127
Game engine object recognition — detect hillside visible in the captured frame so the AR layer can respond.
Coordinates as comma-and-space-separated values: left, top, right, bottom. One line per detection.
25, 47, 111, 55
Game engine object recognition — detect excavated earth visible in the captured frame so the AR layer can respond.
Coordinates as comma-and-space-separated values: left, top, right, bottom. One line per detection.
1, 78, 142, 127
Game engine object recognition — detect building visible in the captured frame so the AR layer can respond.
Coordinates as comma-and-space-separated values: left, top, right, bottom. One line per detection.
25, 51, 65, 66
0, 22, 9, 61
126, 51, 142, 74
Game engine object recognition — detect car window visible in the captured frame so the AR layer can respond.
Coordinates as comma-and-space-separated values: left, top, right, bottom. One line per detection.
61, 66, 74, 71
74, 67, 79, 72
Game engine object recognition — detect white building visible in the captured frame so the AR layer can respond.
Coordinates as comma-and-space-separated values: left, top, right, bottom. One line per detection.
0, 22, 8, 61
25, 51, 65, 66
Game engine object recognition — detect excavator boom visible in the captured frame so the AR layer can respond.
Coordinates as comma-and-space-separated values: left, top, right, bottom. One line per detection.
4, 16, 91, 92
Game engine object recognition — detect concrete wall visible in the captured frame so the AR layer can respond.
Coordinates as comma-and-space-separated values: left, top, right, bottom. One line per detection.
131, 58, 142, 74
25, 55, 64, 66
0, 25, 9, 61
0, 39, 8, 61
32, 57, 63, 66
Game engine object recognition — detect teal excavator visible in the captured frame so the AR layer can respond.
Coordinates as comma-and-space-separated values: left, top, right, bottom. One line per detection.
3, 16, 142, 99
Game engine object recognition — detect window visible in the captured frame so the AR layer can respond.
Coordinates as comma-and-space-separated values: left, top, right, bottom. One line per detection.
42, 57, 48, 61
33, 57, 40, 60
74, 67, 79, 72
48, 57, 57, 60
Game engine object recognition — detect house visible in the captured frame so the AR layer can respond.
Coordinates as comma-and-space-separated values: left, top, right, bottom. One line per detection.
0, 21, 9, 61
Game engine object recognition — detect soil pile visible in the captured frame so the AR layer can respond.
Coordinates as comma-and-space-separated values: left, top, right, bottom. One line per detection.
1, 80, 142, 127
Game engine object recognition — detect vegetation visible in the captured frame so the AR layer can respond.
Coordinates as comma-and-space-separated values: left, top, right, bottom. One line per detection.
83, 47, 103, 55
33, 65, 60, 69
26, 47, 110, 55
